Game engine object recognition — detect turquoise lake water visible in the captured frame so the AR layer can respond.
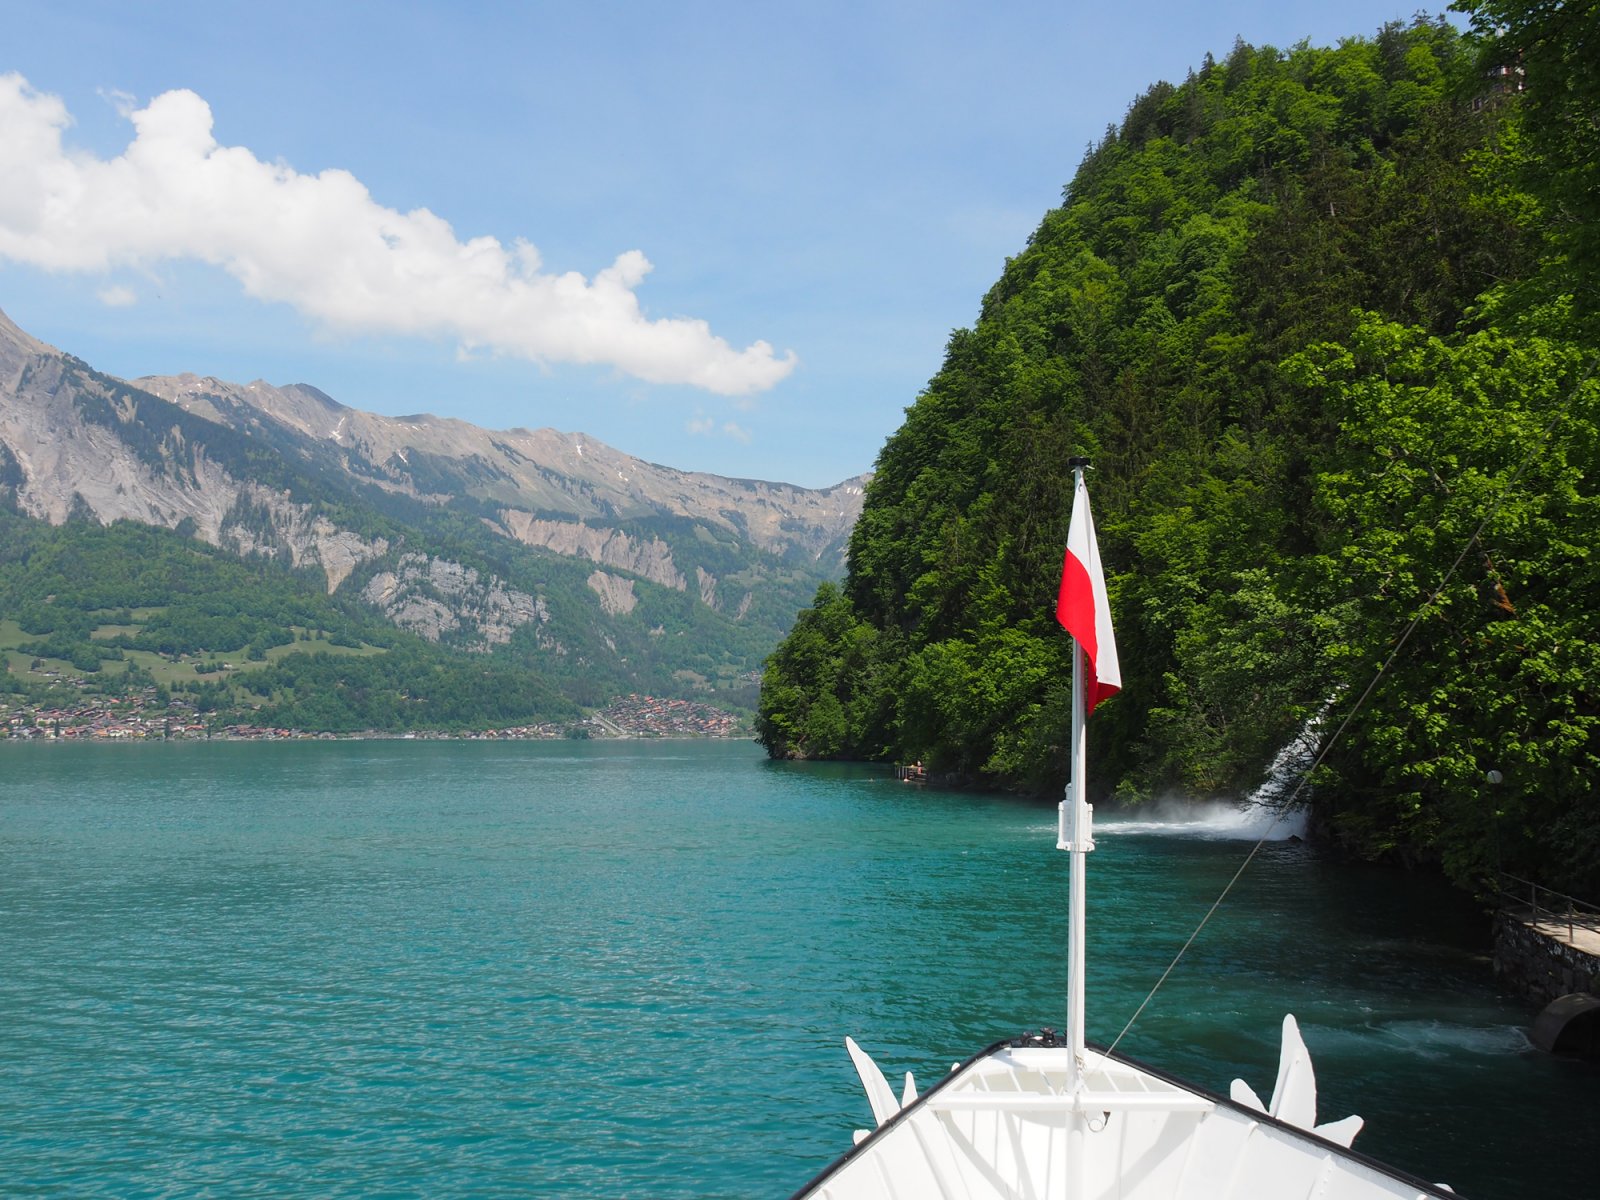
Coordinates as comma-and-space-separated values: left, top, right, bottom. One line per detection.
0, 739, 1592, 1198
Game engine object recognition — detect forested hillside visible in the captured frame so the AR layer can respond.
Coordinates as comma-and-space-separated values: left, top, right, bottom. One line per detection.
0, 513, 577, 731
758, 6, 1600, 897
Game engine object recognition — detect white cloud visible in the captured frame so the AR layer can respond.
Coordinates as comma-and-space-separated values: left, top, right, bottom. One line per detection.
0, 73, 798, 396
686, 412, 752, 441
97, 87, 138, 119
96, 284, 137, 307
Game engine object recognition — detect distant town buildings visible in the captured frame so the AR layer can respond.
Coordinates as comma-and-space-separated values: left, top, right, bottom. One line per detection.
0, 690, 744, 742
594, 694, 742, 738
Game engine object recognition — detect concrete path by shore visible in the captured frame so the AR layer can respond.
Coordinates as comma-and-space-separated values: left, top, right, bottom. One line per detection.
1528, 914, 1600, 959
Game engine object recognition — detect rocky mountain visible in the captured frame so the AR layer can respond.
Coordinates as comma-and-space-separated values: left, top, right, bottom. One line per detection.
129, 370, 865, 575
0, 306, 865, 704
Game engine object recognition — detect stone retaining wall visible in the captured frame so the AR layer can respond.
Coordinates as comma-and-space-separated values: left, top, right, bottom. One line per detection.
1492, 910, 1600, 1006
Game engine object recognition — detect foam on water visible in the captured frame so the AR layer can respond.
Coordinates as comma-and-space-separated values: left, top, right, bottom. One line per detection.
1098, 717, 1321, 840
1314, 1020, 1534, 1059
1097, 800, 1307, 841
1382, 1020, 1534, 1057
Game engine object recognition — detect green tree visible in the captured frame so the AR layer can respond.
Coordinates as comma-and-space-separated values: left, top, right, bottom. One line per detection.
1288, 316, 1600, 892
1458, 0, 1600, 318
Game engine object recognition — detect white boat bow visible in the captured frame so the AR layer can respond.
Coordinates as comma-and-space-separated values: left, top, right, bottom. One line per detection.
793, 1019, 1455, 1200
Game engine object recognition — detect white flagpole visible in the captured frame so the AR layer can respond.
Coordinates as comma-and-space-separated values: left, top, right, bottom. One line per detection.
1061, 460, 1094, 1092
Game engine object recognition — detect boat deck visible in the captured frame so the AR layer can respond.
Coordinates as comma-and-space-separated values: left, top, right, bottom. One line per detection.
792, 1039, 1457, 1200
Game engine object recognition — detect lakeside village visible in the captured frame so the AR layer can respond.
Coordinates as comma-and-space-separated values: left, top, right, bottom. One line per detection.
0, 691, 745, 742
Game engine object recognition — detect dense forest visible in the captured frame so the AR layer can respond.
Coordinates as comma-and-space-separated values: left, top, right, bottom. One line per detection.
757, 3, 1600, 897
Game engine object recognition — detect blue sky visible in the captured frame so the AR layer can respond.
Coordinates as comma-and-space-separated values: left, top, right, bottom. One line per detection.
2, 0, 1445, 489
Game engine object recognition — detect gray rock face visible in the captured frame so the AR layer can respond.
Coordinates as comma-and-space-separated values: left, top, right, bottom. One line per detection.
696, 566, 719, 610
585, 570, 638, 616
221, 485, 389, 592
499, 512, 686, 590
1, 351, 239, 536
0, 320, 392, 594
362, 553, 545, 648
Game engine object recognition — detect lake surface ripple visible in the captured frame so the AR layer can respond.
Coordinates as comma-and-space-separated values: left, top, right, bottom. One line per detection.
0, 740, 1591, 1197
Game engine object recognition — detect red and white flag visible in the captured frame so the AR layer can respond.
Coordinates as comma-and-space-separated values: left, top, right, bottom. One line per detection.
1055, 474, 1121, 715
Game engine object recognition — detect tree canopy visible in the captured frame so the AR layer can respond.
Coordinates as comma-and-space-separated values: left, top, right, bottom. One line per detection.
758, 11, 1600, 896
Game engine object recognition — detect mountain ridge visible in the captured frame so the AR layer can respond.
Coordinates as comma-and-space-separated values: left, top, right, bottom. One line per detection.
131, 365, 867, 561
0, 304, 866, 712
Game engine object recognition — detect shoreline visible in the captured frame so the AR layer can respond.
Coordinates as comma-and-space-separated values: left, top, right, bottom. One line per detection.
0, 727, 754, 744
1, 691, 751, 744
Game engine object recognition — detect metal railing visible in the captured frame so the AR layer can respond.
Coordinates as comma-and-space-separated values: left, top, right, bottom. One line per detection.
1493, 872, 1600, 944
